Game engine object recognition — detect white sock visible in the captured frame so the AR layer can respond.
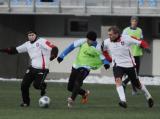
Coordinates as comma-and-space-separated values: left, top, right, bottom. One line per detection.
116, 85, 126, 102
140, 83, 152, 100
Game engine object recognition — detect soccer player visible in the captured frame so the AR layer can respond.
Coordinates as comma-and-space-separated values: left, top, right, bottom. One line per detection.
122, 16, 144, 95
0, 31, 58, 107
57, 31, 110, 108
102, 26, 154, 108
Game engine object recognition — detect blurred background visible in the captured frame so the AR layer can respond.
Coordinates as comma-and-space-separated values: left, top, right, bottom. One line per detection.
0, 0, 160, 79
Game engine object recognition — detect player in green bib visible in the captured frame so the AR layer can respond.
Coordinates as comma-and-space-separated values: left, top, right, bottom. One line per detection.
57, 31, 110, 108
122, 16, 143, 95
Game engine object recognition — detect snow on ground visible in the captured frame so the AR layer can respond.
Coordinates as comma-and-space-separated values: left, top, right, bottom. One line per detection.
0, 76, 160, 85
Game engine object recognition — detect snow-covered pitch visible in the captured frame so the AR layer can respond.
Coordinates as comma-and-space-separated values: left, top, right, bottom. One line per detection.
0, 76, 160, 85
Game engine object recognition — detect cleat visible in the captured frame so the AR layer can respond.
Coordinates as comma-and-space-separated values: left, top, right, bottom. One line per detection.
20, 103, 29, 107
67, 97, 74, 108
119, 101, 127, 108
81, 90, 90, 104
147, 98, 154, 108
132, 90, 139, 96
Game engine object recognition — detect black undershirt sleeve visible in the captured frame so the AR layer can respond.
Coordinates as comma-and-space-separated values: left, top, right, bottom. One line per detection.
0, 47, 18, 55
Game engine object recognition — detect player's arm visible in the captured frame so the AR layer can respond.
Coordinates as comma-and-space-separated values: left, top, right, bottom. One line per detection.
101, 40, 112, 62
50, 46, 58, 61
45, 41, 59, 61
127, 35, 151, 53
41, 39, 59, 61
100, 41, 111, 70
102, 50, 112, 63
127, 35, 148, 48
100, 54, 110, 70
0, 42, 28, 55
0, 47, 18, 55
57, 39, 86, 63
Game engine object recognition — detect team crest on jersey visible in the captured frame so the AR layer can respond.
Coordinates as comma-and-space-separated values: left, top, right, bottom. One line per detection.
121, 41, 124, 45
36, 43, 39, 47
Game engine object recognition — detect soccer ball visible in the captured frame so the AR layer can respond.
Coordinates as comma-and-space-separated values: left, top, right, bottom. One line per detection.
39, 96, 51, 108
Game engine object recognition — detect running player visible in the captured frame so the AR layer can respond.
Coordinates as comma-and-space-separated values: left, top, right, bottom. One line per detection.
122, 16, 144, 95
102, 26, 154, 108
0, 31, 58, 107
57, 31, 110, 108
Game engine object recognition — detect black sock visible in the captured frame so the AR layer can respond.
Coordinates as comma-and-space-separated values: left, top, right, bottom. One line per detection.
123, 78, 130, 85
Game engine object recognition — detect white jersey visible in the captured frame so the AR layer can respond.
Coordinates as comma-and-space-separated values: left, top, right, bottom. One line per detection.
16, 38, 54, 69
103, 35, 141, 68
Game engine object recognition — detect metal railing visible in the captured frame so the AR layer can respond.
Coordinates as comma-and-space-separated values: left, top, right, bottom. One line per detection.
0, 0, 160, 15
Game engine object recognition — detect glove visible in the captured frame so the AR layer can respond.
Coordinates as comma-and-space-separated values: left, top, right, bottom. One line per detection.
50, 56, 56, 61
104, 64, 110, 70
140, 40, 149, 49
0, 47, 18, 55
57, 57, 63, 63
50, 47, 59, 61
0, 48, 8, 53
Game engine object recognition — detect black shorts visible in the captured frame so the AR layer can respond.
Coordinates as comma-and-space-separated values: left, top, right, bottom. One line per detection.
113, 66, 138, 79
22, 66, 49, 89
113, 66, 141, 88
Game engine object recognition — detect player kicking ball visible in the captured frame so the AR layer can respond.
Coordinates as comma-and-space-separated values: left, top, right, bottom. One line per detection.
57, 31, 110, 108
0, 31, 58, 107
102, 26, 154, 108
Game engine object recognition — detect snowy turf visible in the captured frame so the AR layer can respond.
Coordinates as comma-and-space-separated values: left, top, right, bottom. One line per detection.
0, 76, 160, 85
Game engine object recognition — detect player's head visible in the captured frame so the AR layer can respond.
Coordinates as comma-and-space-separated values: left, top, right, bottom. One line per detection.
130, 16, 138, 28
27, 31, 37, 42
108, 26, 121, 41
86, 31, 97, 46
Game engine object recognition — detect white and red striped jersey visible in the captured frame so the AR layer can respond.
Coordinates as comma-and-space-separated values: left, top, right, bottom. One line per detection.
16, 38, 54, 69
103, 35, 141, 68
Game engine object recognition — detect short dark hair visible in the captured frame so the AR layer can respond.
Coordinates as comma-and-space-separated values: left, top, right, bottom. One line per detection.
130, 16, 139, 21
27, 31, 37, 35
86, 31, 97, 41
108, 26, 121, 35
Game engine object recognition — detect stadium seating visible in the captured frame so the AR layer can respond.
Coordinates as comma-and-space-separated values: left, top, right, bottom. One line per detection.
0, 0, 160, 16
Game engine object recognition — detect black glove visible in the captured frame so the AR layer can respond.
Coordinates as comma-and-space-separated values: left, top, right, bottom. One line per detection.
104, 64, 110, 70
57, 57, 63, 63
50, 46, 59, 61
50, 56, 55, 61
0, 47, 18, 55
0, 48, 8, 53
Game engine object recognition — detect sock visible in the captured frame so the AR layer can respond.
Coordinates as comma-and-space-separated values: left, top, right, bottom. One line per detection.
140, 83, 152, 100
116, 85, 126, 102
123, 77, 130, 86
79, 89, 86, 96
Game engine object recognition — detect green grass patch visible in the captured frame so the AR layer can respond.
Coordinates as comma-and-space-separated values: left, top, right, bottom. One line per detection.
0, 81, 159, 119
